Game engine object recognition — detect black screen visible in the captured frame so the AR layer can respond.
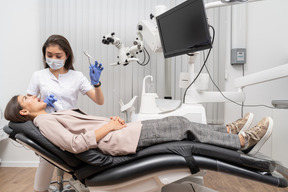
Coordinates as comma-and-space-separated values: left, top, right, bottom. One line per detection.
156, 0, 212, 58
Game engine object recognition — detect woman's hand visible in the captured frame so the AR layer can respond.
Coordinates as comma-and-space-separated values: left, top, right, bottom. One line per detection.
89, 61, 104, 85
43, 94, 57, 108
94, 117, 126, 142
110, 116, 125, 125
108, 118, 127, 131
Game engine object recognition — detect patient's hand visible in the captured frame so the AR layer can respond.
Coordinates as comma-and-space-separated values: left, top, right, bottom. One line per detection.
110, 116, 126, 125
108, 118, 127, 131
95, 119, 127, 142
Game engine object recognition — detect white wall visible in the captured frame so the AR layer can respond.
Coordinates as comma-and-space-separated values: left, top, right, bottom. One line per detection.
224, 0, 288, 156
0, 0, 41, 166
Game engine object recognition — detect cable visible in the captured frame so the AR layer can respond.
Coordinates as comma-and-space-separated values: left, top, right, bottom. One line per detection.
207, 75, 282, 110
184, 24, 282, 111
203, 52, 284, 111
137, 49, 146, 65
241, 64, 245, 117
137, 47, 150, 66
182, 25, 215, 103
190, 183, 196, 192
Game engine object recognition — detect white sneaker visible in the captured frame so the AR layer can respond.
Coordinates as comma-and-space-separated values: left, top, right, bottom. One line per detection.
48, 185, 57, 192
69, 178, 90, 192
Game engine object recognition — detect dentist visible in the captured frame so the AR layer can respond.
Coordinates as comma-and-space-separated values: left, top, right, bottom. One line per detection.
26, 34, 104, 192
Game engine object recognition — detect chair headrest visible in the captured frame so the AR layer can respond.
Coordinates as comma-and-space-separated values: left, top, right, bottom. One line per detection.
8, 121, 84, 168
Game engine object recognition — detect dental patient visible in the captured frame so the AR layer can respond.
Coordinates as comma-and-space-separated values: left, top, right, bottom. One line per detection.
4, 95, 273, 156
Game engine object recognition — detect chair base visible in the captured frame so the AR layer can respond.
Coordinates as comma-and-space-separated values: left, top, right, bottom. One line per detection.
88, 169, 205, 192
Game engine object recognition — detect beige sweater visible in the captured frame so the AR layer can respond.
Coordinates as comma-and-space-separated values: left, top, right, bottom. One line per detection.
33, 109, 142, 156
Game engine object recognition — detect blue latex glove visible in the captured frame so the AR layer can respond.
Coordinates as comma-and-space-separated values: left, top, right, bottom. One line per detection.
89, 61, 104, 85
44, 94, 58, 108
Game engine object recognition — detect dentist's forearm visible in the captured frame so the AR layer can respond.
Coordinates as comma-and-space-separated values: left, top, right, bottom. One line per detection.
93, 86, 104, 105
86, 87, 104, 105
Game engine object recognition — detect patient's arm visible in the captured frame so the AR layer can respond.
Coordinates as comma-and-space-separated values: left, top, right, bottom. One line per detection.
35, 114, 126, 154
94, 119, 127, 142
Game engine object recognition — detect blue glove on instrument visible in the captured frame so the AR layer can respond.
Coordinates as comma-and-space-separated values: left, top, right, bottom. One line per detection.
44, 94, 58, 108
89, 61, 104, 85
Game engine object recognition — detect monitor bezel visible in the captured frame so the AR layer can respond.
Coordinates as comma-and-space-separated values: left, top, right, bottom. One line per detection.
156, 0, 212, 58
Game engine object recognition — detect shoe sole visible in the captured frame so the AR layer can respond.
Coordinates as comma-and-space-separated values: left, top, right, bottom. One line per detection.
238, 113, 254, 135
248, 117, 273, 156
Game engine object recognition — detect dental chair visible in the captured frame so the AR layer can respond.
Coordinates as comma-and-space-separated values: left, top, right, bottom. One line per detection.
3, 120, 288, 192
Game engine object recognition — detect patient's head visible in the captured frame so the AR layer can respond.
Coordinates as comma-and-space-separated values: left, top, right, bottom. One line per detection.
5, 95, 47, 123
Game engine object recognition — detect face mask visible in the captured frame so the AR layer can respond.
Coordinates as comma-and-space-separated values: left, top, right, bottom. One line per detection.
46, 58, 65, 70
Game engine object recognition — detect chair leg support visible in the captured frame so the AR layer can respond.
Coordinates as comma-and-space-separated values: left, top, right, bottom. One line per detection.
57, 168, 64, 191
50, 168, 76, 192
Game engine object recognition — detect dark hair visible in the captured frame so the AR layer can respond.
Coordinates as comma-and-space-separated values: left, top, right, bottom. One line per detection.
4, 95, 31, 123
42, 34, 75, 70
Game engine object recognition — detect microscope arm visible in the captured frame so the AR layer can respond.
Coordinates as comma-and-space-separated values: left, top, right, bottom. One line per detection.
102, 32, 141, 66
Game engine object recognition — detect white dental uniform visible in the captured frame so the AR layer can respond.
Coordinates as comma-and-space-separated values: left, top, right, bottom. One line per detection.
27, 68, 93, 113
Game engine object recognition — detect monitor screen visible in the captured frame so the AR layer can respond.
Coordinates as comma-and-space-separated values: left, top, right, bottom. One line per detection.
156, 0, 212, 58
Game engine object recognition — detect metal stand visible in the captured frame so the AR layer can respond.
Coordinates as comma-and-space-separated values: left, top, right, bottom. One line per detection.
49, 169, 76, 192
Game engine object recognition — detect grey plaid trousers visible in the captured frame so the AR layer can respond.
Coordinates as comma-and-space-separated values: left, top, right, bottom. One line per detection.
137, 116, 240, 150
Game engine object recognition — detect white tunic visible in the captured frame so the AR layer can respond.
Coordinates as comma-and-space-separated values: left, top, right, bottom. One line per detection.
27, 68, 92, 113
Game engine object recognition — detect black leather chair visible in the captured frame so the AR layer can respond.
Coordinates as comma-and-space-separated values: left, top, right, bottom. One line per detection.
3, 121, 288, 192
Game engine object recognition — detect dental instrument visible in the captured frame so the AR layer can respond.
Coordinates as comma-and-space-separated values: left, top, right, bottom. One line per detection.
83, 51, 93, 66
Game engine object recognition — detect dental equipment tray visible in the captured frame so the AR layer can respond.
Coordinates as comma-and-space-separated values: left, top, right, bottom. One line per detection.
4, 121, 288, 188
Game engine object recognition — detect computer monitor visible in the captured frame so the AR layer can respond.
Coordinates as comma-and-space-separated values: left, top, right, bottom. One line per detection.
156, 0, 212, 58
